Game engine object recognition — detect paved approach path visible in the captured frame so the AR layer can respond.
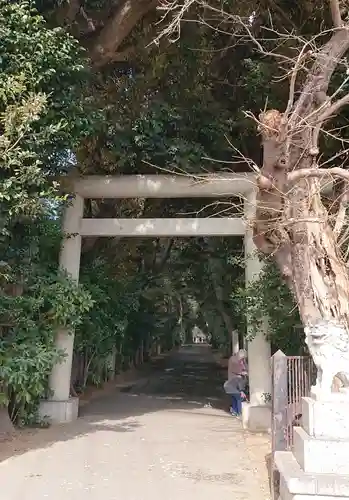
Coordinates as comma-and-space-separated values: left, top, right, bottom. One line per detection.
0, 345, 270, 500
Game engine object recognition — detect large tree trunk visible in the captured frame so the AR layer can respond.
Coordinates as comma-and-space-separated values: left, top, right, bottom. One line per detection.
256, 131, 349, 326
0, 404, 15, 441
253, 4, 349, 394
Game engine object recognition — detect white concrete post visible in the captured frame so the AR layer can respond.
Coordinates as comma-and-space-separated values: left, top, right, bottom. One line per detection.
243, 190, 272, 432
232, 330, 240, 355
40, 195, 83, 423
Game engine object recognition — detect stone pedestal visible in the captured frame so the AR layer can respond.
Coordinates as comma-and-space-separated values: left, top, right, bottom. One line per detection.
276, 390, 349, 499
242, 402, 271, 433
39, 398, 79, 424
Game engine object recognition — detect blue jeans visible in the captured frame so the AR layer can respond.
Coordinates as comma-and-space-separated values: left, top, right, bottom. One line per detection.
231, 393, 242, 415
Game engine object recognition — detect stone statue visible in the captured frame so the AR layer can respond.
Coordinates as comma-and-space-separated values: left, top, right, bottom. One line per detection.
304, 320, 349, 396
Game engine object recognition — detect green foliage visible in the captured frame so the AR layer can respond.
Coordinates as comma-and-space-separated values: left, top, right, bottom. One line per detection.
1, 0, 317, 429
0, 0, 97, 233
0, 214, 94, 425
233, 258, 304, 355
0, 271, 93, 425
0, 0, 101, 425
79, 32, 237, 175
0, 338, 61, 426
75, 258, 142, 387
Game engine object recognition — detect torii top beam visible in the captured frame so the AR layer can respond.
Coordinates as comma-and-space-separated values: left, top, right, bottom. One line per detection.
61, 173, 256, 199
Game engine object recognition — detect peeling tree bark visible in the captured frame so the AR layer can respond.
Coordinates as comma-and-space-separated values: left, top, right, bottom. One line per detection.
254, 4, 349, 337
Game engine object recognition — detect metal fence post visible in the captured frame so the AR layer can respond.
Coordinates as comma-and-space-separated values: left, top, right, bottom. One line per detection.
271, 350, 288, 500
272, 350, 288, 452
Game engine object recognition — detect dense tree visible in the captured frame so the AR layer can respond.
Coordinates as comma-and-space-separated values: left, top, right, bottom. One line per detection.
4, 0, 337, 433
0, 0, 98, 434
254, 1, 349, 352
153, 0, 349, 373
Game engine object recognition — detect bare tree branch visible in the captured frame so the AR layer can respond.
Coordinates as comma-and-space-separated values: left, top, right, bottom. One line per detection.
266, 0, 298, 31
330, 0, 344, 28
318, 92, 349, 123
333, 190, 349, 238
57, 0, 81, 26
152, 0, 349, 333
284, 45, 309, 119
291, 29, 349, 125
80, 6, 96, 32
288, 167, 349, 184
89, 0, 157, 67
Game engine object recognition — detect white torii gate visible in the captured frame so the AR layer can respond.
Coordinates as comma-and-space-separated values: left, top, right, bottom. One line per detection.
39, 173, 271, 432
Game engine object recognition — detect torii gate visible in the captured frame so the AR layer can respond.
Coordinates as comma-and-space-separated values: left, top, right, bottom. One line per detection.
40, 173, 271, 432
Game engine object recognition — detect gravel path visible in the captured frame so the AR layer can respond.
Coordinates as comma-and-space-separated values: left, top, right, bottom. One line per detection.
0, 345, 270, 499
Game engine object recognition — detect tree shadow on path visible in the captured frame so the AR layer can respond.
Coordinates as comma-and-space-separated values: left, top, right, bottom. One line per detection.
0, 346, 246, 464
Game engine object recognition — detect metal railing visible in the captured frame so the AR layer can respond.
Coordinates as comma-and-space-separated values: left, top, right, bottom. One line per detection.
285, 356, 316, 448
271, 351, 316, 453
270, 351, 316, 500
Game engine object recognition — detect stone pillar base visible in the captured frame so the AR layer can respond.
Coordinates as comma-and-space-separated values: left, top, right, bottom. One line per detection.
39, 397, 79, 424
276, 391, 349, 499
275, 451, 349, 500
242, 402, 271, 433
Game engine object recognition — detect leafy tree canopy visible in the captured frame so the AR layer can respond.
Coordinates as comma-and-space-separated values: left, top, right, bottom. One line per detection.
2, 0, 330, 427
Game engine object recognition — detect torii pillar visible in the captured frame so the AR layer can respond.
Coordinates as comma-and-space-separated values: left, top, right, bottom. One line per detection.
39, 195, 83, 423
242, 190, 272, 432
